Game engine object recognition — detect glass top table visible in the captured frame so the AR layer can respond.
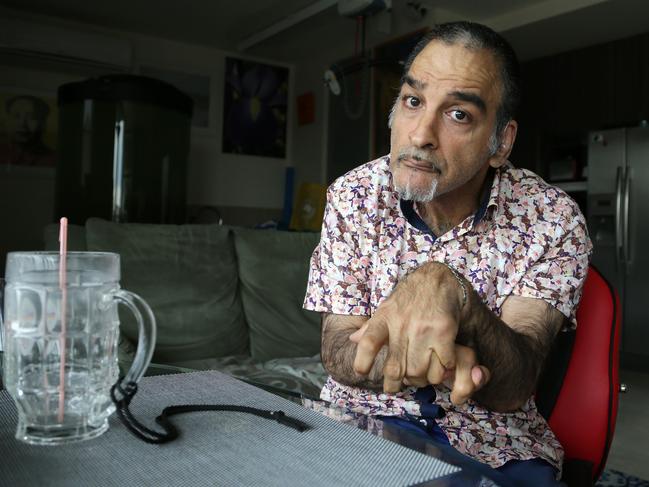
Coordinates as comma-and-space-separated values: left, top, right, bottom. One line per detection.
224, 372, 519, 487
0, 366, 519, 486
146, 365, 520, 486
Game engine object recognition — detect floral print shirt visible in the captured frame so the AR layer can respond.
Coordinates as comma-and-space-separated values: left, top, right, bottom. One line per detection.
303, 155, 592, 472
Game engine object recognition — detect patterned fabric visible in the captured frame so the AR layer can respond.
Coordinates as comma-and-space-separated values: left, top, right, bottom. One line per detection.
303, 155, 592, 472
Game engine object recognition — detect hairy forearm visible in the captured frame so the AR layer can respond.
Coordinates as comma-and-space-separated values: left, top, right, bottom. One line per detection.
458, 290, 558, 412
320, 313, 387, 391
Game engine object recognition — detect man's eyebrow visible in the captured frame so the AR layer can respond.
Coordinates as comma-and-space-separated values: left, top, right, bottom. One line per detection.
400, 77, 488, 114
402, 75, 426, 91
449, 90, 487, 114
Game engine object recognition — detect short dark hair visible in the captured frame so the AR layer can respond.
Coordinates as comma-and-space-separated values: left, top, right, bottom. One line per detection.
5, 95, 50, 122
402, 21, 520, 139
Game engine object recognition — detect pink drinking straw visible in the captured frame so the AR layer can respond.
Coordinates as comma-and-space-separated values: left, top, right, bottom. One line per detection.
58, 217, 68, 423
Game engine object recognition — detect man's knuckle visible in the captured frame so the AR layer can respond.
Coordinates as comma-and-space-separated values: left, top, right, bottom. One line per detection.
463, 347, 477, 363
442, 320, 457, 334
384, 361, 403, 379
427, 370, 443, 384
359, 334, 381, 351
434, 325, 455, 342
386, 317, 406, 334
454, 382, 473, 397
435, 347, 455, 365
406, 362, 421, 375
405, 375, 426, 387
411, 319, 431, 333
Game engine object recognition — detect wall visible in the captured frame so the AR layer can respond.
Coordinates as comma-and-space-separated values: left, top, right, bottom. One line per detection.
0, 8, 299, 271
0, 0, 639, 268
247, 3, 448, 184
512, 29, 649, 177
129, 34, 294, 212
0, 57, 100, 273
246, 0, 627, 184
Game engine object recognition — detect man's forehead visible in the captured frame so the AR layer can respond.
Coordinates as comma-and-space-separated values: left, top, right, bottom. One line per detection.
414, 39, 499, 70
406, 40, 502, 103
11, 99, 36, 110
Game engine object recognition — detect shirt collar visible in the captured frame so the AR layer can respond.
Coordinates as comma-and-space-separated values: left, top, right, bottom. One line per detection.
396, 162, 504, 239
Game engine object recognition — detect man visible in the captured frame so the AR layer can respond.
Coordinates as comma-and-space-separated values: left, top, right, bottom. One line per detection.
304, 21, 591, 486
1, 94, 55, 167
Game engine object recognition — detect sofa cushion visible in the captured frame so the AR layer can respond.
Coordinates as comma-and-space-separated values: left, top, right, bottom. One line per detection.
233, 228, 321, 362
44, 223, 87, 251
85, 218, 248, 363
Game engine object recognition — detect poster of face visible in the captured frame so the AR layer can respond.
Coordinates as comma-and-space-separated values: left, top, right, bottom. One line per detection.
0, 92, 57, 167
222, 57, 289, 158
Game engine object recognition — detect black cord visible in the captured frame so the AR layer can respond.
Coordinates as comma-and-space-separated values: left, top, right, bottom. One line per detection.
110, 380, 310, 444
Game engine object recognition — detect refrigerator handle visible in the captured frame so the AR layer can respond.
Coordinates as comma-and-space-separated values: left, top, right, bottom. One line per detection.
623, 167, 631, 267
615, 166, 624, 266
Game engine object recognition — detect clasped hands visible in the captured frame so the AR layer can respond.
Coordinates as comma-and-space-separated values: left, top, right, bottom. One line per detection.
350, 263, 490, 405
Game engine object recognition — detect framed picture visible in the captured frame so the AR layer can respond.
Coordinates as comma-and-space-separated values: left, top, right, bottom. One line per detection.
0, 90, 57, 168
140, 66, 211, 128
222, 57, 289, 158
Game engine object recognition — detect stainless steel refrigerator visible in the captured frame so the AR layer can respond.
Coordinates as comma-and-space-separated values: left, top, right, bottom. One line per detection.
588, 127, 649, 369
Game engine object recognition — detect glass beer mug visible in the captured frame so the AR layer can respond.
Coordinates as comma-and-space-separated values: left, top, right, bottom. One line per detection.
2, 252, 156, 445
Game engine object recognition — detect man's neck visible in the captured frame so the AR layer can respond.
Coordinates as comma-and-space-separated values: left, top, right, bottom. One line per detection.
416, 167, 491, 236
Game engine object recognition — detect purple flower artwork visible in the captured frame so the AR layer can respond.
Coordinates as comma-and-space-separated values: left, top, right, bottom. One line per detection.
223, 57, 288, 158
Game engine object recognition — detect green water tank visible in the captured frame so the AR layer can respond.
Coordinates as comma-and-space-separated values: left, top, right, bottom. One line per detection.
56, 74, 193, 224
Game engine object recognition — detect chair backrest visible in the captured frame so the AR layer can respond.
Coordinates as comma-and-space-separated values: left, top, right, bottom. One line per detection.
547, 266, 621, 481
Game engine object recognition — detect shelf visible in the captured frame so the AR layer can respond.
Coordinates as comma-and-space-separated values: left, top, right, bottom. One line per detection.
552, 180, 587, 192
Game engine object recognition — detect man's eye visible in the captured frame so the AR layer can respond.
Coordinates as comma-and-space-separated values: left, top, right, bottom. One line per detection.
449, 110, 469, 122
404, 95, 421, 108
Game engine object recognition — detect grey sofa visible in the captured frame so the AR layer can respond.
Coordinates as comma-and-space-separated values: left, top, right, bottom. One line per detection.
44, 218, 326, 398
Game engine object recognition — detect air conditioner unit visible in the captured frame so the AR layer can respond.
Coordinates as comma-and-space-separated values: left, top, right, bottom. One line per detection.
337, 0, 391, 17
0, 17, 132, 70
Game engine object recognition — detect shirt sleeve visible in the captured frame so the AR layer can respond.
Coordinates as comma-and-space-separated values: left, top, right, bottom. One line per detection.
511, 204, 593, 328
303, 185, 371, 316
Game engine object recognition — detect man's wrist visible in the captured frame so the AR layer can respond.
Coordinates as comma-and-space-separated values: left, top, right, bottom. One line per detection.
456, 286, 483, 348
439, 262, 468, 310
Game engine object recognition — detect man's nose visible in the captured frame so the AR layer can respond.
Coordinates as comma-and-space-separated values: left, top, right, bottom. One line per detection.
17, 114, 29, 128
408, 112, 438, 150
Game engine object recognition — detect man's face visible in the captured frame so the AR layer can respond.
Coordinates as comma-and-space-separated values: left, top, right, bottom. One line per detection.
389, 41, 507, 202
7, 98, 44, 145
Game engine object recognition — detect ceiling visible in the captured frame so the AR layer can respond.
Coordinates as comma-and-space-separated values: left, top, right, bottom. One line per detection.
0, 0, 325, 51
2, 0, 649, 62
0, 0, 324, 51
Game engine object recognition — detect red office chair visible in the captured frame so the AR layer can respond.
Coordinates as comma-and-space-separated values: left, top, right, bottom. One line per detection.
536, 266, 621, 486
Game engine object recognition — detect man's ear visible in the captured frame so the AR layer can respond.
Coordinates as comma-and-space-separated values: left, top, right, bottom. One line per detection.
489, 120, 518, 168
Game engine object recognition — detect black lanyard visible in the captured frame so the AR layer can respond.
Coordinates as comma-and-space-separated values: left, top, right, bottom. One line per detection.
110, 379, 310, 444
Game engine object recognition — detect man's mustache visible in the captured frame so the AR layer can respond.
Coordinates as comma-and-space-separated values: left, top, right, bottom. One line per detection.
396, 148, 441, 172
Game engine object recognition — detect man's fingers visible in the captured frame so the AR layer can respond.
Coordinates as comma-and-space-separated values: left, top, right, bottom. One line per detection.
449, 346, 478, 405
405, 337, 432, 387
349, 322, 368, 343
404, 376, 428, 388
429, 316, 457, 370
383, 349, 406, 392
405, 312, 458, 373
472, 365, 491, 389
432, 340, 456, 371
383, 323, 407, 393
353, 317, 388, 375
405, 323, 434, 378
426, 352, 446, 384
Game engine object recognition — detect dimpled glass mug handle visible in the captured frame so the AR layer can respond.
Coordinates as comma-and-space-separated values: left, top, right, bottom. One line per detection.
110, 289, 157, 398
0, 278, 4, 387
